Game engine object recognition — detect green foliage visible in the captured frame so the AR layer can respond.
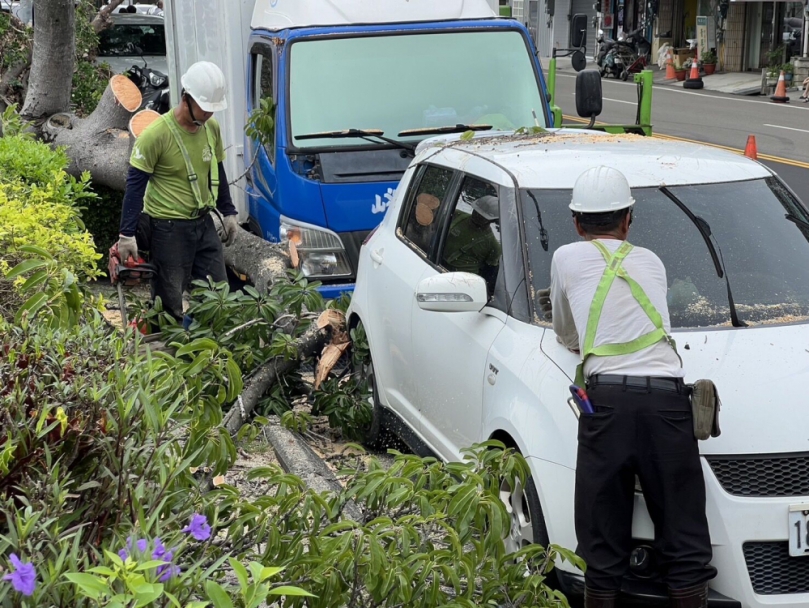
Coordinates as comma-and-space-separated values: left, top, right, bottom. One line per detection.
245, 97, 276, 151
781, 62, 794, 75
701, 49, 717, 65
83, 184, 123, 274
0, 104, 31, 139
766, 45, 784, 68
0, 14, 31, 109
72, 0, 114, 116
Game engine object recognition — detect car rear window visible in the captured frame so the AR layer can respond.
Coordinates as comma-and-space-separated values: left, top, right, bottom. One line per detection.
521, 178, 809, 328
98, 24, 166, 57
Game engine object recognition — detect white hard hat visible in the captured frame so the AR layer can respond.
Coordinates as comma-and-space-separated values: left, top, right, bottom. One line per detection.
181, 61, 228, 112
569, 166, 635, 213
472, 195, 499, 221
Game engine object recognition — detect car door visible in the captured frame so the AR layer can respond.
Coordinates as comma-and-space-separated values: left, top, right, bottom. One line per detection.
410, 174, 508, 461
363, 164, 456, 431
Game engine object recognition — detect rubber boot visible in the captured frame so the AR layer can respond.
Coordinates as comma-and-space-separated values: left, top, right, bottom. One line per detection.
669, 584, 708, 608
584, 587, 618, 608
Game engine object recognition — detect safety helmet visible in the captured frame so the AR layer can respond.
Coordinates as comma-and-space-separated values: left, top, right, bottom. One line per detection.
472, 195, 499, 221
569, 166, 635, 213
181, 61, 228, 112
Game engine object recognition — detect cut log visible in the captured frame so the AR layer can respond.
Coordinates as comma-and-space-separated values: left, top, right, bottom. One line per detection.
216, 219, 291, 294
129, 109, 161, 139
42, 80, 142, 191
222, 321, 331, 435
111, 75, 143, 113
314, 310, 350, 389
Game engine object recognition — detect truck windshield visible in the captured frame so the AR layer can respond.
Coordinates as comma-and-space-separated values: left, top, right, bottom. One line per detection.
521, 178, 809, 328
289, 30, 546, 149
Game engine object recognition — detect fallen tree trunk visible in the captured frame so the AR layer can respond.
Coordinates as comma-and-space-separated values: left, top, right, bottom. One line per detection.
42, 76, 141, 191
221, 225, 292, 294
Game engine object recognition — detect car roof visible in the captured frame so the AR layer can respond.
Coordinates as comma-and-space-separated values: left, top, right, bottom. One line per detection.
111, 13, 164, 25
417, 129, 772, 189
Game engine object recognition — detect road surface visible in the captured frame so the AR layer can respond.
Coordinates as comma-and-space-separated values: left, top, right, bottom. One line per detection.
552, 72, 809, 199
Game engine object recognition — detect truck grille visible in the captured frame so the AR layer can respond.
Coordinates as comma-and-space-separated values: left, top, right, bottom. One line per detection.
706, 453, 809, 497
743, 542, 809, 595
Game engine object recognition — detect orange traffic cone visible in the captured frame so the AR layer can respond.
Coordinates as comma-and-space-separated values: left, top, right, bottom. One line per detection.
744, 135, 758, 160
683, 59, 703, 90
770, 70, 789, 103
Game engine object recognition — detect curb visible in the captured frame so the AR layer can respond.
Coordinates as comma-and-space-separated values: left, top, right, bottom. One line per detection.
263, 418, 364, 521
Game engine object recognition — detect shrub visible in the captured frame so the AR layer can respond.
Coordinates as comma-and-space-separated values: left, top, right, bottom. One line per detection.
83, 184, 123, 274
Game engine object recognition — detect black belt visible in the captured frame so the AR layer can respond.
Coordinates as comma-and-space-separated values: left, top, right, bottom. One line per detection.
587, 374, 686, 394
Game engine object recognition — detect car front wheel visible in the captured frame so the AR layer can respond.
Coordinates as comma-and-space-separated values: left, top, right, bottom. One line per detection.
499, 473, 550, 553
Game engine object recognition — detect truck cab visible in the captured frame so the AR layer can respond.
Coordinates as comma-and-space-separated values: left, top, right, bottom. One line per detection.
244, 0, 551, 296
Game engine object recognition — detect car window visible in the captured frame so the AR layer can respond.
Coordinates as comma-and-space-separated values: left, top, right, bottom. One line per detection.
400, 165, 454, 255
438, 176, 502, 298
521, 178, 809, 328
98, 24, 166, 57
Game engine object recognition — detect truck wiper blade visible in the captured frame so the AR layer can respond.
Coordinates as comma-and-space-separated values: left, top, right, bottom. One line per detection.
659, 187, 747, 328
397, 124, 493, 137
294, 128, 415, 153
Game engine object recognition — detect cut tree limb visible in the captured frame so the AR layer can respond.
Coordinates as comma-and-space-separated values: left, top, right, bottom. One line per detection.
91, 0, 127, 34
219, 224, 291, 294
129, 109, 161, 138
42, 78, 142, 191
222, 321, 331, 435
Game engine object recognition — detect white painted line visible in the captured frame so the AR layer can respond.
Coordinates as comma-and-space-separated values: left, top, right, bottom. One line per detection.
603, 97, 637, 105
763, 123, 809, 134
556, 71, 809, 110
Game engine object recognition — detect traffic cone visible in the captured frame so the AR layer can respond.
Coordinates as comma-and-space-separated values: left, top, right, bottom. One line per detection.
683, 59, 703, 90
744, 135, 758, 160
770, 70, 789, 103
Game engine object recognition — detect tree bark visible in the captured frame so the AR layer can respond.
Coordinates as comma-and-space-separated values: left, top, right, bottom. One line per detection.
91, 0, 127, 34
221, 227, 292, 294
42, 80, 140, 191
21, 0, 75, 119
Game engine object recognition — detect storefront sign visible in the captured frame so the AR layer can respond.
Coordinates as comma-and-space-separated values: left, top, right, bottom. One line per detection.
696, 16, 709, 59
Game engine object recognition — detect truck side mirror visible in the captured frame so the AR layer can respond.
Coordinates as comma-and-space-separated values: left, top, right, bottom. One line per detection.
576, 70, 603, 127
571, 50, 587, 72
571, 13, 588, 49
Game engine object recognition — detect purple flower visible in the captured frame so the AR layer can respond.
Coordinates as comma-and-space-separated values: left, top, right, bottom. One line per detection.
156, 549, 181, 582
136, 539, 148, 552
151, 537, 167, 560
3, 554, 36, 597
182, 514, 211, 541
118, 548, 129, 561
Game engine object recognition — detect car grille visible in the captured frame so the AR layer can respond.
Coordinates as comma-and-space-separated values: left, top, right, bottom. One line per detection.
744, 542, 809, 595
706, 453, 809, 497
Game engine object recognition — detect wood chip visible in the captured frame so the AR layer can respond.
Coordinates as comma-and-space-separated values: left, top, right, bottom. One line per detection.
314, 342, 350, 389
110, 74, 143, 112
212, 475, 226, 487
316, 309, 345, 331
289, 240, 300, 268
128, 109, 161, 139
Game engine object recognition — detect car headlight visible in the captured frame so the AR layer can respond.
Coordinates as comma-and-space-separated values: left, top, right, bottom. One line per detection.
279, 218, 352, 280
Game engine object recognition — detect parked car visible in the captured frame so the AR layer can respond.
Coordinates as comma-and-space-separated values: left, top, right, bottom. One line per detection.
95, 12, 167, 76
348, 128, 809, 607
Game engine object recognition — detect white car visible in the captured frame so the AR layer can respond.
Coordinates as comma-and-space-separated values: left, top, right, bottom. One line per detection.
348, 129, 809, 607
95, 13, 167, 75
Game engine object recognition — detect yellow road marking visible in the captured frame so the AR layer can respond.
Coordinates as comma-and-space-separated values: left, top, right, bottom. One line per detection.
561, 115, 809, 169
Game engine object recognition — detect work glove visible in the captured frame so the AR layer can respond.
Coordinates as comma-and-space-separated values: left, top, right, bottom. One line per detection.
537, 287, 552, 323
117, 235, 138, 265
222, 214, 240, 247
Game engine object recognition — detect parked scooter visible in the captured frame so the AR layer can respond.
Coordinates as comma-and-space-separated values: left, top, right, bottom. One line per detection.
596, 30, 624, 79
598, 23, 651, 80
124, 45, 170, 114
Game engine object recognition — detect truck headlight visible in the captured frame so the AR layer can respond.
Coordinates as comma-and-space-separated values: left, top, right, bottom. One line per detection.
279, 217, 352, 279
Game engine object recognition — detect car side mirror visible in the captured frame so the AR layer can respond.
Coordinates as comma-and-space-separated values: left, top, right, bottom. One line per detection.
575, 69, 603, 127
415, 273, 488, 313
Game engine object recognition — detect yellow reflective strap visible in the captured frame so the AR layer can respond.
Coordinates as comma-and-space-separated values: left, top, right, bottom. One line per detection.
577, 240, 678, 383
206, 125, 219, 203
163, 115, 217, 210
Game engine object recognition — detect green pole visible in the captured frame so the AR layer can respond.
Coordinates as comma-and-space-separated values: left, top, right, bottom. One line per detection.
547, 57, 562, 128
634, 69, 654, 136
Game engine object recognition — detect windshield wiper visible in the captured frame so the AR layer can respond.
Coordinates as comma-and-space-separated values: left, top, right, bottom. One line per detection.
525, 190, 549, 251
397, 124, 493, 137
785, 214, 809, 231
659, 187, 747, 328
294, 129, 416, 154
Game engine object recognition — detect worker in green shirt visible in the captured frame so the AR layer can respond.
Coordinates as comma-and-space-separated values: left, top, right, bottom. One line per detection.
442, 195, 502, 293
116, 61, 239, 320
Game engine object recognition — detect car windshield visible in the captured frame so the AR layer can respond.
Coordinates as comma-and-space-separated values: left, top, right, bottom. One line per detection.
521, 178, 809, 328
98, 24, 166, 56
288, 30, 546, 149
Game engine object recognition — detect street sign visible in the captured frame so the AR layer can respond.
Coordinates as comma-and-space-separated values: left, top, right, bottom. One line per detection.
697, 16, 708, 59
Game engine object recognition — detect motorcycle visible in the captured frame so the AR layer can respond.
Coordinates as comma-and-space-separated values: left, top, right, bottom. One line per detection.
596, 30, 624, 79
124, 45, 170, 115
598, 24, 651, 80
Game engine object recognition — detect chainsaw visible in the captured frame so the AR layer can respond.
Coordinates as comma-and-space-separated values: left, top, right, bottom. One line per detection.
108, 243, 156, 330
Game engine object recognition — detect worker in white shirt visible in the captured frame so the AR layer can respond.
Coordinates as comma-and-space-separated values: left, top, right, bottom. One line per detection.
548, 166, 715, 608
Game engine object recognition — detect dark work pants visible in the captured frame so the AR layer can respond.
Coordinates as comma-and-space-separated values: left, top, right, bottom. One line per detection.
148, 214, 227, 320
574, 381, 717, 591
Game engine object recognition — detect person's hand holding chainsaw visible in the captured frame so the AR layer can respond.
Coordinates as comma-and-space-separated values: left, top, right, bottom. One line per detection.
117, 234, 139, 265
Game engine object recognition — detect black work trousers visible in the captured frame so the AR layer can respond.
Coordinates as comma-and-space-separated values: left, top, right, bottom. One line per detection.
574, 380, 717, 592
148, 213, 227, 320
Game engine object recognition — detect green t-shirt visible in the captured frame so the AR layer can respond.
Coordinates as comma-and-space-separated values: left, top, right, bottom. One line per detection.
442, 212, 502, 275
130, 112, 225, 220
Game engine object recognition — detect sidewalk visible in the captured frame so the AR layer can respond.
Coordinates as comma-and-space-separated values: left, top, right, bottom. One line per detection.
545, 56, 766, 96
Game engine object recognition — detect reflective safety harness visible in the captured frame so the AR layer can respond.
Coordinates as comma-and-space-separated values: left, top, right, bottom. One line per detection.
575, 240, 680, 387
163, 114, 219, 215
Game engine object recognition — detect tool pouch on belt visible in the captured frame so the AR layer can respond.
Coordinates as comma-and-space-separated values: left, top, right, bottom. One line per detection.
690, 379, 721, 440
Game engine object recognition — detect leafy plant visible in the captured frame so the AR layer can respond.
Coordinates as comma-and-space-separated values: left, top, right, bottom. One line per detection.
701, 49, 717, 65
781, 62, 794, 75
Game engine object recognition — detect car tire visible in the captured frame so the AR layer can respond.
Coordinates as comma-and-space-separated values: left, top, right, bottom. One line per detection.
355, 340, 395, 451
499, 469, 551, 553
621, 70, 629, 81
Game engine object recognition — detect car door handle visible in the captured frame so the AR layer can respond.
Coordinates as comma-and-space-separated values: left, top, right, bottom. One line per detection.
370, 249, 384, 266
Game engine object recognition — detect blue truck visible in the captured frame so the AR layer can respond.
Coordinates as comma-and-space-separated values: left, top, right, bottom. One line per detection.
166, 0, 553, 296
